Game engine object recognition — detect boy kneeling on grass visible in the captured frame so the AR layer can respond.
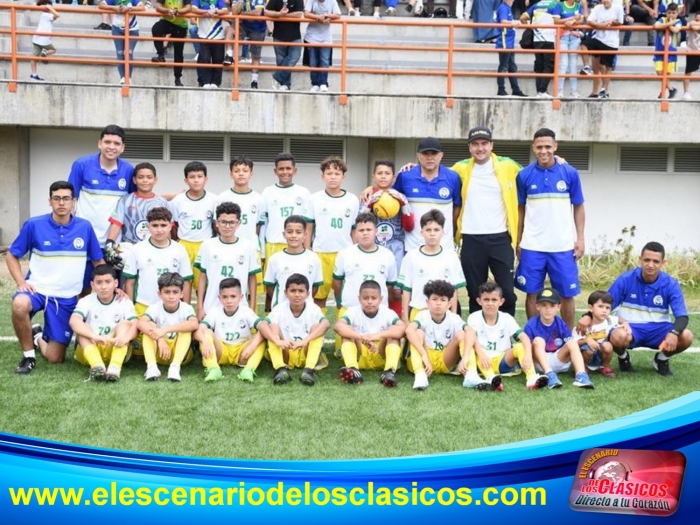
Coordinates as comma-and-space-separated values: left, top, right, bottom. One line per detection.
194, 277, 272, 383
460, 281, 548, 391
137, 272, 199, 382
334, 280, 406, 387
405, 280, 468, 391
266, 273, 330, 386
70, 264, 138, 382
524, 288, 594, 389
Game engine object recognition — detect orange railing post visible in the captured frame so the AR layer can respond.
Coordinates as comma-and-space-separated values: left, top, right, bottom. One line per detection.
659, 27, 670, 112
339, 19, 348, 106
9, 4, 17, 92
122, 13, 130, 97
446, 23, 454, 108
231, 15, 240, 101
552, 25, 561, 109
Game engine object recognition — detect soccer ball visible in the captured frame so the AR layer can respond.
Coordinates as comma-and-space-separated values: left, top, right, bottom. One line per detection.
372, 191, 401, 220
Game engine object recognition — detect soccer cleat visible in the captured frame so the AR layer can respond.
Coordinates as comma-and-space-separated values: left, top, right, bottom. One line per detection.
105, 365, 121, 382
250, 80, 258, 89
526, 374, 549, 390
652, 352, 673, 376
204, 367, 223, 382
599, 366, 616, 378
90, 366, 106, 381
339, 366, 363, 384
490, 374, 503, 390
31, 324, 43, 351
145, 365, 161, 381
580, 66, 593, 75
462, 372, 490, 390
546, 370, 562, 389
381, 368, 397, 387
413, 370, 429, 391
300, 368, 316, 386
167, 364, 181, 382
151, 55, 166, 63
237, 367, 256, 383
15, 356, 36, 375
494, 382, 504, 391
573, 372, 595, 389
273, 366, 292, 385
618, 353, 634, 372
223, 55, 234, 66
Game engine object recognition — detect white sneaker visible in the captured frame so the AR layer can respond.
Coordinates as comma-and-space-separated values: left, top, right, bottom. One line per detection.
352, 9, 361, 16
569, 91, 581, 99
683, 92, 692, 100
280, 85, 290, 91
240, 56, 252, 64
537, 92, 553, 98
310, 85, 320, 93
526, 373, 549, 390
462, 372, 490, 390
145, 365, 161, 381
348, 8, 357, 16
373, 11, 381, 18
167, 364, 181, 382
413, 370, 429, 391
387, 7, 395, 15
119, 77, 125, 85
320, 84, 329, 92
271, 79, 281, 91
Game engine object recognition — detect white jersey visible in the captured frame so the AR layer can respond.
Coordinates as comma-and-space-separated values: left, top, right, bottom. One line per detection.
467, 311, 522, 357
143, 301, 197, 340
397, 247, 466, 310
218, 188, 264, 251
122, 239, 193, 307
170, 191, 218, 242
202, 304, 262, 345
267, 302, 326, 341
302, 190, 359, 253
73, 293, 137, 336
341, 305, 400, 336
413, 310, 466, 351
260, 184, 310, 244
263, 249, 323, 309
574, 315, 620, 343
194, 236, 261, 314
333, 244, 398, 309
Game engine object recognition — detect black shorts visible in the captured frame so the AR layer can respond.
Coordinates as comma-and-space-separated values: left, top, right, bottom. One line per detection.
686, 54, 700, 75
583, 38, 617, 68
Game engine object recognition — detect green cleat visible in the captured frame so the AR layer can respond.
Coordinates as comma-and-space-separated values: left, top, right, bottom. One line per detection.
237, 367, 256, 383
204, 367, 223, 382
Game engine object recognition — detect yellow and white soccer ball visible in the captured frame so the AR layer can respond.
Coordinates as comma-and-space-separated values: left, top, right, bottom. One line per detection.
372, 191, 401, 220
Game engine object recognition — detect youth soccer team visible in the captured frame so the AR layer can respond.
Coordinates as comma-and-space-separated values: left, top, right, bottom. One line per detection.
9, 125, 637, 391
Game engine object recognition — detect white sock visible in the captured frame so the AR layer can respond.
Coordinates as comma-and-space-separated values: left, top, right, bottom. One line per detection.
656, 352, 669, 361
24, 349, 36, 358
252, 73, 258, 81
225, 51, 233, 58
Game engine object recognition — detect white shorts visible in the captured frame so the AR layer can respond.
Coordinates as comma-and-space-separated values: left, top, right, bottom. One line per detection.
535, 348, 572, 374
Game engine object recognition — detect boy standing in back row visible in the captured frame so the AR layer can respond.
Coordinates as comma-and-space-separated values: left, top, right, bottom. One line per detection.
495, 0, 527, 97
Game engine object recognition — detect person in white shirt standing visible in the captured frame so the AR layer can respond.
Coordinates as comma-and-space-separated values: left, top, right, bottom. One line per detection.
583, 0, 625, 99
30, 0, 60, 81
304, 0, 341, 93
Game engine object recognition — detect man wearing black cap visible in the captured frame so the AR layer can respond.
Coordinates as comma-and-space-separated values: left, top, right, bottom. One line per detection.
452, 126, 522, 316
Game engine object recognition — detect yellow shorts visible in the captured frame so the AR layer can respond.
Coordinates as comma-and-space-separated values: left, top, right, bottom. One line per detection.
265, 345, 330, 370
409, 307, 424, 323
407, 347, 452, 375
75, 343, 132, 366
334, 305, 347, 354
132, 302, 149, 357
314, 252, 337, 301
264, 242, 287, 266
654, 61, 677, 74
179, 239, 203, 290
356, 343, 388, 370
255, 250, 263, 297
149, 336, 195, 366
219, 340, 265, 366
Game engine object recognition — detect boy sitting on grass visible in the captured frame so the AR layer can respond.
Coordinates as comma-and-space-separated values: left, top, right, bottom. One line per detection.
405, 280, 468, 391
266, 273, 330, 386
460, 281, 548, 391
334, 280, 406, 387
525, 288, 595, 389
194, 277, 272, 383
70, 264, 138, 382
138, 272, 199, 382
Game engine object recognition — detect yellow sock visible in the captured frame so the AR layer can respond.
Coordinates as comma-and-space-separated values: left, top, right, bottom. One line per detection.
476, 350, 495, 379
202, 334, 219, 370
109, 345, 128, 371
172, 333, 192, 365
142, 335, 158, 366
243, 342, 265, 371
341, 341, 359, 368
409, 345, 425, 373
268, 341, 286, 369
466, 348, 478, 374
304, 337, 323, 369
385, 343, 401, 371
83, 344, 105, 369
513, 342, 535, 378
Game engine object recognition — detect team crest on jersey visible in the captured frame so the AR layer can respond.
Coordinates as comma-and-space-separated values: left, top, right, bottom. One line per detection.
555, 338, 563, 347
118, 178, 127, 190
499, 329, 505, 338
444, 330, 452, 339
135, 220, 149, 241
439, 187, 450, 198
443, 268, 450, 278
114, 314, 122, 323
379, 264, 386, 275
321, 207, 328, 215
376, 224, 395, 244
556, 181, 567, 192
251, 205, 257, 214
206, 211, 213, 220
73, 237, 85, 249
172, 258, 179, 268
653, 295, 664, 306
344, 208, 352, 218
212, 254, 219, 261
238, 255, 245, 265
239, 320, 247, 329
307, 265, 314, 275
296, 197, 302, 206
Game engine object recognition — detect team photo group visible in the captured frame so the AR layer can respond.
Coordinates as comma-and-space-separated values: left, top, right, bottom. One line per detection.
6, 124, 694, 391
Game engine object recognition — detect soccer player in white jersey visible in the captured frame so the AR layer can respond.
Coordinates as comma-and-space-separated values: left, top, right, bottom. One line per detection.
263, 215, 323, 312
266, 274, 330, 386
334, 280, 406, 387
460, 281, 548, 391
171, 161, 218, 293
302, 156, 359, 310
70, 264, 138, 381
405, 280, 468, 391
195, 277, 274, 383
398, 209, 466, 325
138, 272, 199, 382
194, 202, 261, 319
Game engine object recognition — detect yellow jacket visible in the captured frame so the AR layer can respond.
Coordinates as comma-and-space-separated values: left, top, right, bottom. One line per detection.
452, 152, 522, 246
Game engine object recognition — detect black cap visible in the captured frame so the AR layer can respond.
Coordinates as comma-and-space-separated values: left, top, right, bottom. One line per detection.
536, 288, 561, 304
417, 137, 442, 153
467, 126, 493, 143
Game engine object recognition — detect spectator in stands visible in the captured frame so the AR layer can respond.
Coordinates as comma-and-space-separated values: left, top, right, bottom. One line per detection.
583, 0, 625, 98
495, 0, 527, 96
305, 0, 341, 92
520, 0, 561, 97
682, 10, 700, 99
100, 0, 145, 85
265, 0, 305, 91
653, 2, 682, 99
191, 0, 228, 89
473, 0, 500, 42
226, 1, 267, 89
554, 0, 584, 98
630, 0, 659, 45
344, 0, 399, 17
151, 0, 192, 87
30, 0, 59, 82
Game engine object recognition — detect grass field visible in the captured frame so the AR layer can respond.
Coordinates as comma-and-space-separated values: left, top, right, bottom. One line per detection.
0, 274, 698, 461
